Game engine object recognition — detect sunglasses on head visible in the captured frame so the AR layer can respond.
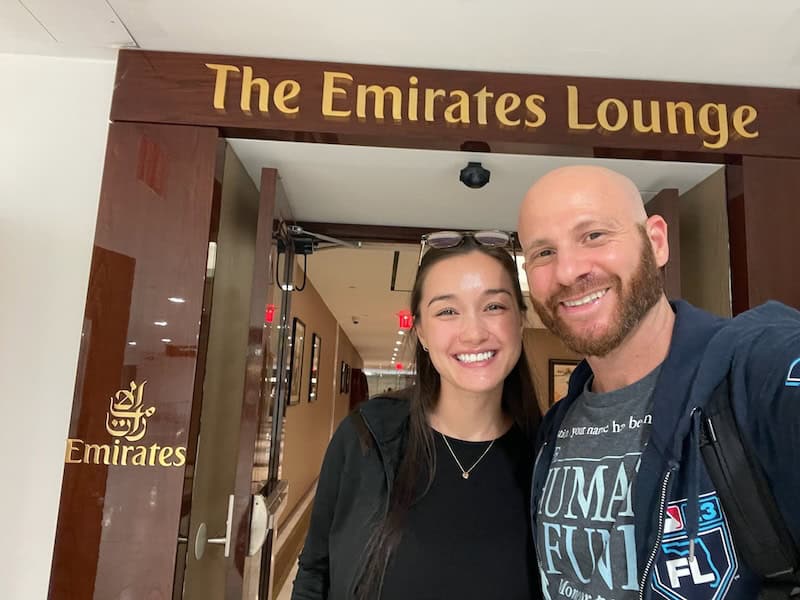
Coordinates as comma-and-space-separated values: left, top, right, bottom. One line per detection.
417, 230, 517, 265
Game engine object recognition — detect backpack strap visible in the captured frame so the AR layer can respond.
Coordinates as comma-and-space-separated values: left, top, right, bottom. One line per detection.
700, 378, 800, 595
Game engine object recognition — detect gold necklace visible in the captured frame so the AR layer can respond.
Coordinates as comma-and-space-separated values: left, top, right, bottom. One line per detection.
440, 433, 496, 480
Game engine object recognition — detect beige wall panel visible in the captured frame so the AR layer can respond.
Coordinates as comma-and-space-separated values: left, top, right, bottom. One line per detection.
679, 170, 732, 318
280, 264, 363, 526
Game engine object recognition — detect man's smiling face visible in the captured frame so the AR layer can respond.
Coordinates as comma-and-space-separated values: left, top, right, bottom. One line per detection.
518, 166, 667, 357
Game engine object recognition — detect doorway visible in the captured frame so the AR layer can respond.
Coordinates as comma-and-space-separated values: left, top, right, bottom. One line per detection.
202, 137, 732, 598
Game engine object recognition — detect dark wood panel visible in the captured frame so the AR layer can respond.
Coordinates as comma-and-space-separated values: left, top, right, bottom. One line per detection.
738, 157, 800, 309
645, 188, 681, 299
48, 247, 134, 599
112, 50, 800, 160
725, 165, 749, 315
49, 122, 219, 599
220, 129, 734, 163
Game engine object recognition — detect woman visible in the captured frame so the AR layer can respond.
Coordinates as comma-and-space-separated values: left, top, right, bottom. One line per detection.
292, 232, 541, 600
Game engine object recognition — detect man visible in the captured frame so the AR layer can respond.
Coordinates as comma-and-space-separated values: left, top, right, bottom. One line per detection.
517, 165, 800, 599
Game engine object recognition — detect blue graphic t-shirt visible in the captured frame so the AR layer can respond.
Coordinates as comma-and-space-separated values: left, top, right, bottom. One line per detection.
536, 366, 661, 600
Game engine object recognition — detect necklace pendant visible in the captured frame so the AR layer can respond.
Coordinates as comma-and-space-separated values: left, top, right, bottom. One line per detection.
462, 471, 470, 480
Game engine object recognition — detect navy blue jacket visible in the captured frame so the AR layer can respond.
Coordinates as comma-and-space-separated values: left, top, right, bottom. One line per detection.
532, 300, 800, 599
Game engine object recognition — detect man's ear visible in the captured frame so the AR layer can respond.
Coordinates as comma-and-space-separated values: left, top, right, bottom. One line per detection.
645, 215, 669, 268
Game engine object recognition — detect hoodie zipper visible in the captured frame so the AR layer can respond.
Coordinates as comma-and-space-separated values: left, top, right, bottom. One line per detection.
638, 466, 675, 600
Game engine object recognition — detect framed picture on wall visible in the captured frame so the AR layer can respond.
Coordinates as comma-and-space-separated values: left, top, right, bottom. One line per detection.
339, 361, 347, 394
308, 333, 321, 402
344, 364, 351, 394
548, 359, 580, 406
287, 317, 306, 405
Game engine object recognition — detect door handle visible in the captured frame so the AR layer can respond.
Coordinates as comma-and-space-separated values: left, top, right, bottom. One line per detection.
248, 480, 289, 556
194, 494, 235, 560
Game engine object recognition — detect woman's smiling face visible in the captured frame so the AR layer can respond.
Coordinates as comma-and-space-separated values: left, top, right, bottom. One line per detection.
415, 250, 523, 400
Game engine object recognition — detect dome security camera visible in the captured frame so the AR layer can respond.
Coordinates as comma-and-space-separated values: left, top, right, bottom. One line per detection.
459, 162, 490, 189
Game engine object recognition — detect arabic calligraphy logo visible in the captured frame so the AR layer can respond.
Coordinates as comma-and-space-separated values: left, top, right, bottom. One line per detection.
106, 380, 156, 442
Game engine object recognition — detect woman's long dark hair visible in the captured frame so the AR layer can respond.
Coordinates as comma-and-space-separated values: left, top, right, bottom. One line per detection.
356, 237, 541, 599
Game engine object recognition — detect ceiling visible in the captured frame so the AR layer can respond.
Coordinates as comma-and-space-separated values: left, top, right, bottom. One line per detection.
229, 139, 721, 230
4, 1, 800, 89
6, 0, 783, 367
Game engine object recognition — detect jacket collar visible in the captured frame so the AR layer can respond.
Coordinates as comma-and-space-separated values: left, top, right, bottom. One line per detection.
358, 393, 411, 497
539, 300, 725, 453
358, 394, 410, 446
646, 300, 726, 462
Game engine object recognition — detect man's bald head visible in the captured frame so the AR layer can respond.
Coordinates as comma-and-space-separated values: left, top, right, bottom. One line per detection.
516, 164, 670, 359
518, 165, 646, 244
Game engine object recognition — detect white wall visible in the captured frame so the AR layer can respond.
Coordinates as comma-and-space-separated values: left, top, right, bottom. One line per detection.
0, 53, 116, 599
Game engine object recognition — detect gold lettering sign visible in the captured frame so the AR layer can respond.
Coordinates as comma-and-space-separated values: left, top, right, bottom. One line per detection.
106, 380, 155, 442
205, 63, 762, 151
66, 380, 187, 468
206, 63, 301, 116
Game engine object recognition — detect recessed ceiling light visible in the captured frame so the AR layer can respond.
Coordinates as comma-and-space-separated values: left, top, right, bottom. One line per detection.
127, 341, 137, 346
161, 338, 172, 343
168, 297, 186, 303
154, 320, 168, 327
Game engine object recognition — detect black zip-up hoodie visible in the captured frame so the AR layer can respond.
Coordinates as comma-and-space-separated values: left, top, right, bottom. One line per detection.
532, 300, 800, 599
292, 395, 408, 600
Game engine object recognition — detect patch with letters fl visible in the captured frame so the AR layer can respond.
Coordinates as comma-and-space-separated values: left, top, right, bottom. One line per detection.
786, 357, 800, 387
650, 492, 738, 600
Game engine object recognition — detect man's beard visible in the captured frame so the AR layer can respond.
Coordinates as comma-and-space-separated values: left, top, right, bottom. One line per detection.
531, 226, 664, 357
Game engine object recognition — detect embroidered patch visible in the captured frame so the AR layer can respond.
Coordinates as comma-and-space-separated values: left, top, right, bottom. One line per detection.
651, 493, 738, 600
786, 358, 800, 387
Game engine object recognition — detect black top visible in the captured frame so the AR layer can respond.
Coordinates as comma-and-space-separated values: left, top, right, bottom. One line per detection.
380, 425, 538, 600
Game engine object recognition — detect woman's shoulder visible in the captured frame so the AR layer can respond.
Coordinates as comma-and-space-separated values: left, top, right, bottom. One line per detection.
327, 390, 411, 454
356, 389, 412, 442
362, 389, 412, 414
